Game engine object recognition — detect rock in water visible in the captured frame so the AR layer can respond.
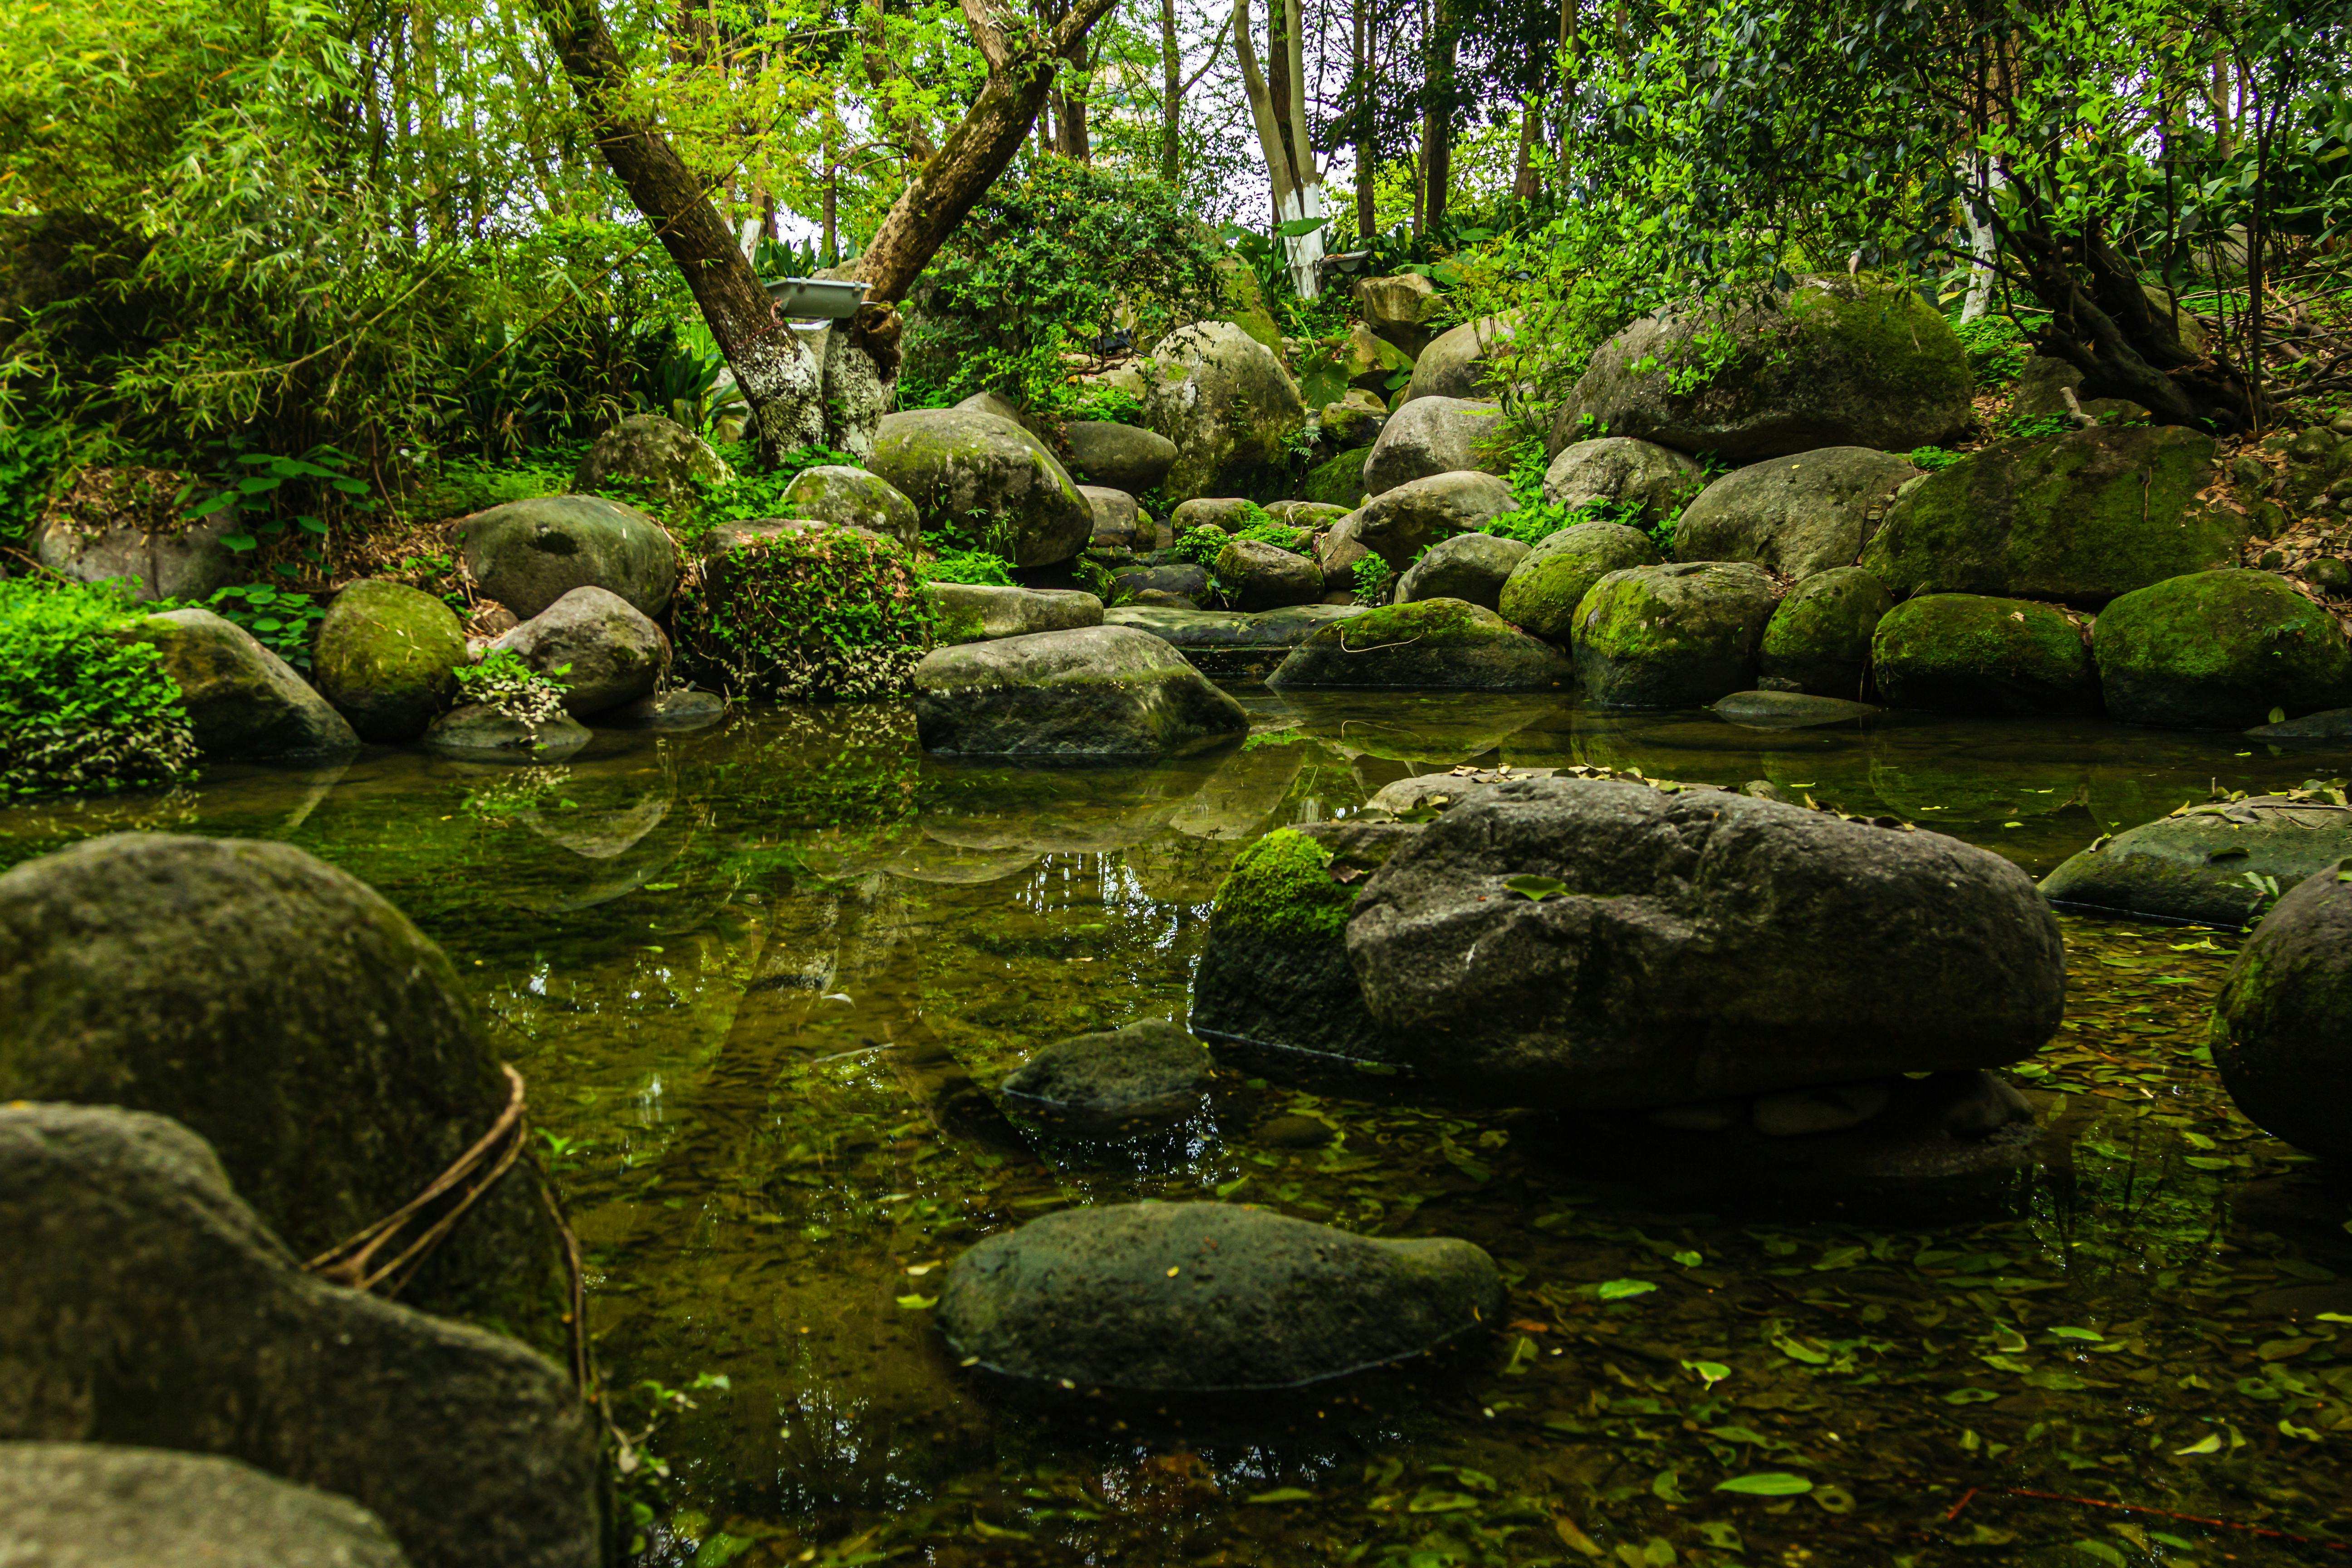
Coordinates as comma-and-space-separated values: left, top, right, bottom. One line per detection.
999, 1020, 1216, 1134
1541, 437, 1703, 524
1496, 522, 1662, 642
1860, 426, 2245, 607
0, 833, 575, 1363
1572, 561, 1781, 708
2212, 871, 2352, 1160
602, 688, 725, 731
1267, 599, 1573, 691
1673, 446, 1921, 580
1558, 275, 1970, 463
488, 585, 669, 718
1758, 567, 1892, 698
1065, 421, 1180, 495
936, 1200, 1502, 1392
2092, 569, 2352, 728
2040, 798, 2352, 926
1344, 776, 2064, 1107
423, 705, 591, 763
1138, 321, 1308, 504
911, 625, 1249, 759
0, 1443, 413, 1568
1869, 594, 2099, 715
310, 580, 468, 744
0, 1104, 601, 1568
1713, 691, 1881, 730
1362, 397, 1509, 496
122, 608, 360, 760
780, 465, 921, 548
457, 495, 679, 620
1394, 533, 1530, 611
571, 412, 729, 506
1106, 603, 1365, 680
869, 408, 1093, 567
931, 582, 1104, 644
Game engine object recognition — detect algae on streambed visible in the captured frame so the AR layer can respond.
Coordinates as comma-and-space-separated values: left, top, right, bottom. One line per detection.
5, 694, 2352, 1567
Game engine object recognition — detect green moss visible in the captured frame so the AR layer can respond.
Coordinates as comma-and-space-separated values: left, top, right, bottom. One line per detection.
1209, 828, 1356, 943
314, 580, 466, 744
1340, 597, 1496, 645
677, 526, 936, 700
1495, 523, 1658, 641
1302, 449, 1369, 509
2092, 568, 2352, 727
1869, 593, 2098, 715
1861, 426, 2243, 606
1790, 278, 1974, 407
1759, 567, 1893, 695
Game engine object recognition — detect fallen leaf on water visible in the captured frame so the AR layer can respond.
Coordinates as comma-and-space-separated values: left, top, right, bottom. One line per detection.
1597, 1278, 1657, 1301
1246, 1488, 1317, 1504
895, 1293, 937, 1310
2174, 1433, 2222, 1455
1716, 1473, 1812, 1496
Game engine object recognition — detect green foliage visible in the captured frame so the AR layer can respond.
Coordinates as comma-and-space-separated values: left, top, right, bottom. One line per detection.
1905, 446, 1969, 472
452, 649, 570, 726
1068, 384, 1146, 427
1071, 556, 1117, 603
0, 423, 68, 544
1352, 554, 1396, 605
2005, 412, 2081, 442
919, 548, 1015, 587
901, 160, 1222, 410
1229, 518, 1310, 553
1485, 495, 1654, 551
678, 444, 862, 541
1506, 435, 1551, 509
0, 576, 197, 797
675, 525, 934, 701
1953, 315, 2036, 389
1171, 525, 1234, 570
180, 444, 374, 564
197, 583, 327, 670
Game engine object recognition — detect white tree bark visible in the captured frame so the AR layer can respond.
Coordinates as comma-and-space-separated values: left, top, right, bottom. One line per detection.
1959, 152, 2004, 324
1233, 0, 1326, 298
1279, 184, 1326, 299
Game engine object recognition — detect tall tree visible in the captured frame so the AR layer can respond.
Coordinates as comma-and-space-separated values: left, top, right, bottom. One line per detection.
1233, 0, 1326, 294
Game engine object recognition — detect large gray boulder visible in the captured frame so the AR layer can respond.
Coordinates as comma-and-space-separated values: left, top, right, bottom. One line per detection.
1215, 537, 1323, 612
1139, 321, 1308, 504
1572, 561, 1781, 708
1557, 274, 1971, 463
780, 465, 920, 548
571, 413, 729, 505
0, 1444, 412, 1568
314, 581, 467, 744
1354, 272, 1445, 357
32, 468, 240, 603
1362, 397, 1508, 497
122, 609, 358, 760
1673, 447, 1921, 579
869, 408, 1093, 567
930, 583, 1102, 645
1496, 522, 1661, 642
0, 834, 574, 1362
1401, 315, 1517, 404
1268, 598, 1573, 691
456, 495, 679, 620
1080, 484, 1142, 549
1394, 532, 1529, 611
1065, 421, 1179, 494
937, 1201, 1501, 1392
1860, 426, 2245, 607
1758, 566, 1893, 697
2041, 798, 2352, 927
911, 625, 1249, 759
2212, 871, 2352, 1160
1345, 776, 2064, 1107
1352, 470, 1517, 570
486, 585, 668, 718
0, 1104, 601, 1568
1541, 437, 1703, 524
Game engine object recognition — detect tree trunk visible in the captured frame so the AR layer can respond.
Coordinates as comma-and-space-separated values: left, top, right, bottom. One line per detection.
1510, 98, 1540, 203
1353, 0, 1374, 237
1419, 0, 1456, 234
1160, 0, 1182, 184
1234, 0, 1324, 295
1059, 32, 1092, 161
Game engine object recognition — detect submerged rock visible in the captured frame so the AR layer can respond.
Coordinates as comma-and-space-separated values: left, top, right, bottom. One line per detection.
0, 833, 577, 1361
1869, 593, 2098, 715
2213, 871, 2352, 1161
1267, 598, 1573, 691
1757, 567, 1892, 698
2092, 569, 2352, 728
423, 704, 590, 763
601, 687, 726, 730
2249, 706, 2352, 741
1572, 561, 1781, 709
2040, 798, 2352, 926
1713, 690, 1882, 730
0, 1444, 412, 1568
999, 1020, 1216, 1134
911, 625, 1249, 759
1345, 776, 2064, 1108
937, 1200, 1502, 1392
456, 495, 679, 620
0, 1104, 601, 1568
314, 580, 468, 744
1495, 522, 1661, 642
122, 609, 359, 760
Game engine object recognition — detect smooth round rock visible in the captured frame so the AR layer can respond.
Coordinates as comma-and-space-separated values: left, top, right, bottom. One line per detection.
457, 494, 680, 620
1758, 566, 1893, 697
422, 703, 590, 762
602, 687, 726, 730
1352, 470, 1518, 569
1066, 421, 1180, 494
937, 1201, 1503, 1392
571, 412, 729, 505
313, 579, 467, 744
2092, 568, 2352, 728
1572, 561, 1781, 709
1496, 522, 1661, 642
999, 1020, 1216, 1133
1362, 397, 1510, 497
1713, 690, 1882, 730
781, 465, 921, 548
1870, 593, 2099, 715
486, 585, 668, 719
1394, 532, 1530, 612
122, 609, 359, 761
2040, 797, 2352, 926
1674, 446, 1921, 580
911, 624, 1248, 759
1215, 537, 1324, 612
1541, 437, 1702, 524
2213, 871, 2352, 1160
870, 408, 1092, 567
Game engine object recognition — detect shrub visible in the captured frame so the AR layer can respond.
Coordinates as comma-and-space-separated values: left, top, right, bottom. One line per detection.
1954, 314, 2035, 389
919, 548, 1015, 587
675, 525, 935, 701
1069, 385, 1146, 426
1905, 446, 1967, 471
452, 648, 570, 725
0, 577, 199, 797
1352, 554, 1395, 605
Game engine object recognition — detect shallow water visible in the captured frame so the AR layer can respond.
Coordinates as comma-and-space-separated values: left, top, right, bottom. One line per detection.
10, 692, 2352, 1568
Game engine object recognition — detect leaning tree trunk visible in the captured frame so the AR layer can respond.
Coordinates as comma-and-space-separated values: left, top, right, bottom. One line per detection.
1235, 0, 1325, 297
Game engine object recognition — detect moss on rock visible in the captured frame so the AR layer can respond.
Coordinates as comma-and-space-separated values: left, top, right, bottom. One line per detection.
1571, 561, 1780, 708
1209, 828, 1355, 944
1301, 449, 1370, 509
1869, 593, 2098, 715
1267, 597, 1573, 691
1759, 566, 1894, 698
314, 580, 467, 743
1497, 522, 1661, 642
2092, 568, 2352, 728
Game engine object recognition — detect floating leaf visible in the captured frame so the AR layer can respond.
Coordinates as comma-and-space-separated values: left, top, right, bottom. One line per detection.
2046, 1326, 2102, 1341
1715, 1472, 1813, 1496
1771, 1334, 1829, 1365
1943, 1387, 2001, 1404
2173, 1433, 2222, 1455
1246, 1488, 1317, 1504
1552, 1514, 1606, 1558
2072, 1542, 2128, 1566
1812, 1483, 1856, 1514
1406, 1490, 1482, 1514
1652, 1469, 1688, 1503
1683, 1360, 1732, 1389
2279, 1418, 2324, 1442
2023, 1369, 2089, 1391
1695, 1521, 1744, 1551
2258, 1338, 2318, 1362
1505, 874, 1569, 902
1671, 1249, 1704, 1268
895, 1293, 938, 1310
1597, 1278, 1657, 1301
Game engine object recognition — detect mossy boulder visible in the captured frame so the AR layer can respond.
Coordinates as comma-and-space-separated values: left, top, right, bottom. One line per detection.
1139, 320, 1307, 503
1395, 532, 1529, 612
1496, 522, 1661, 642
571, 412, 729, 506
1267, 598, 1573, 691
1759, 566, 1894, 698
2091, 569, 2352, 728
930, 583, 1103, 645
780, 464, 920, 548
123, 609, 359, 760
1860, 426, 2245, 607
1065, 421, 1180, 494
313, 581, 466, 743
1214, 537, 1323, 612
1301, 448, 1370, 509
2211, 870, 2352, 1160
0, 1445, 412, 1568
1571, 561, 1781, 709
1352, 471, 1517, 570
869, 408, 1092, 567
456, 495, 679, 620
0, 833, 577, 1365
1557, 274, 1971, 463
1673, 446, 1921, 580
1868, 593, 2098, 715
2042, 797, 2352, 926
999, 1019, 1216, 1135
1541, 437, 1703, 524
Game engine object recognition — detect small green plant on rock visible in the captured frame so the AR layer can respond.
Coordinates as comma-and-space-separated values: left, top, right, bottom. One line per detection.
674, 525, 934, 701
919, 547, 1015, 586
454, 649, 570, 725
0, 577, 199, 797
1352, 554, 1396, 605
1068, 384, 1145, 426
1904, 446, 1967, 471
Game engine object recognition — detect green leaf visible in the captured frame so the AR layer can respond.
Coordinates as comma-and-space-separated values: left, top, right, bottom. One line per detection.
1597, 1278, 1657, 1301
1652, 1469, 1688, 1503
2173, 1433, 2222, 1455
1246, 1488, 1317, 1504
2047, 1326, 2102, 1341
2072, 1541, 2128, 1566
1275, 215, 1331, 238
895, 1293, 937, 1309
1505, 874, 1569, 902
1406, 1490, 1482, 1513
1715, 1473, 1813, 1496
221, 533, 258, 553
1942, 1387, 2001, 1404
1683, 1360, 1731, 1389
1771, 1334, 1829, 1365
